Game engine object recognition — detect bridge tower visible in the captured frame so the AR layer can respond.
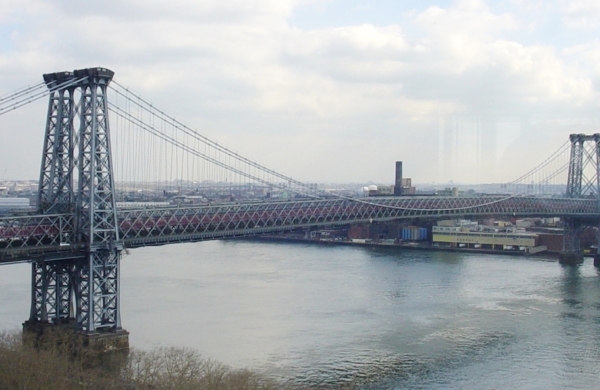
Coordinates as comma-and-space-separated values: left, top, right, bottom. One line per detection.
561, 133, 600, 265
23, 68, 128, 350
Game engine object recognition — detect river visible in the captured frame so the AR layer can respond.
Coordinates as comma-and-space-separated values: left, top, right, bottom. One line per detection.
1, 240, 599, 389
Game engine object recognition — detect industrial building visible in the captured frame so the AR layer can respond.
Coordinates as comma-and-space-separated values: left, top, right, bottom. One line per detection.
432, 226, 538, 250
432, 220, 544, 252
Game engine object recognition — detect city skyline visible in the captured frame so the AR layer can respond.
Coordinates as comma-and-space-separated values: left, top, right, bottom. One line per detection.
1, 0, 599, 184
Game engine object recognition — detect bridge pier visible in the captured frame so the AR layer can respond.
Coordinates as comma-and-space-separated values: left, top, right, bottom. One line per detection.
561, 134, 600, 265
558, 251, 584, 265
22, 320, 129, 372
78, 329, 130, 352
22, 320, 129, 353
26, 67, 127, 352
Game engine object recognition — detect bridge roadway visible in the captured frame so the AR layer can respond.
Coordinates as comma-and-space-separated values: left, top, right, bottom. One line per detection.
0, 195, 597, 264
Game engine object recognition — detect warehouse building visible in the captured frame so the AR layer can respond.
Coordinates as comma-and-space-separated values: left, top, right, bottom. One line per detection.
432, 226, 538, 250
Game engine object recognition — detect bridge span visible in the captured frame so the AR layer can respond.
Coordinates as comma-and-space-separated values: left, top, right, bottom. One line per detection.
1, 195, 598, 264
1, 67, 600, 351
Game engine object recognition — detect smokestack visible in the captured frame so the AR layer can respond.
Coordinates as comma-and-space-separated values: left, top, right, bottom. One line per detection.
394, 161, 403, 196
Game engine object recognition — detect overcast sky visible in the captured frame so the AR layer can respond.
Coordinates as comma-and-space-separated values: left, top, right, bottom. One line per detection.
1, 0, 600, 185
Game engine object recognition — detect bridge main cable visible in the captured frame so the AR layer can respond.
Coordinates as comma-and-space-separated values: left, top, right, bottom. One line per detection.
0, 76, 88, 116
109, 81, 323, 197
108, 102, 322, 199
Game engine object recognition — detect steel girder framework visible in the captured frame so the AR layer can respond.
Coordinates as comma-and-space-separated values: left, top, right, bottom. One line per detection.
2, 195, 599, 262
73, 68, 122, 333
27, 67, 123, 334
566, 133, 600, 198
564, 133, 600, 253
116, 196, 599, 247
30, 260, 75, 324
38, 72, 76, 215
0, 214, 74, 261
30, 71, 79, 329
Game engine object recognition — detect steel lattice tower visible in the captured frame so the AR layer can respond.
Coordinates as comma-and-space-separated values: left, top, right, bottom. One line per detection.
25, 68, 127, 346
561, 133, 600, 264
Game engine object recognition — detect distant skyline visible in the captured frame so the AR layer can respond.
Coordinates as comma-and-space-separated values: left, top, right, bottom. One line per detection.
1, 0, 599, 184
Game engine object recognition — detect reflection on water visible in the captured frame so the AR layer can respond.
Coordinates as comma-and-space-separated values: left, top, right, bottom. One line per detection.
2, 240, 600, 388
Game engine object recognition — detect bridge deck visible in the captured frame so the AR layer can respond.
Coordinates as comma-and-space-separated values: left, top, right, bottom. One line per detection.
0, 195, 597, 263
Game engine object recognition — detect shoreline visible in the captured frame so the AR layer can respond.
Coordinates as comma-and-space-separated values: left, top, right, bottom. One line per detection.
249, 235, 564, 259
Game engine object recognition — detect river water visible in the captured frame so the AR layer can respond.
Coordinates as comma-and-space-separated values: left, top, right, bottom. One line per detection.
1, 240, 600, 389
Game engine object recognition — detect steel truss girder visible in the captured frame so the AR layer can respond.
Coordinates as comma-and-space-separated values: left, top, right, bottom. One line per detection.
30, 259, 75, 324
0, 214, 74, 261
116, 196, 600, 248
2, 195, 600, 261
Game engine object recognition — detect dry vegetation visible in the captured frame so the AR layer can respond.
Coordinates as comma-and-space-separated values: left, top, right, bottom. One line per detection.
0, 330, 279, 390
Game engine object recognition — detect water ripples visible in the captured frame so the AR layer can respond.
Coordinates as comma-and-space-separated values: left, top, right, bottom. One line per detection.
4, 241, 600, 389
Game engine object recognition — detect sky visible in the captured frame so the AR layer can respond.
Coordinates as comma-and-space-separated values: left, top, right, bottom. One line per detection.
1, 0, 600, 185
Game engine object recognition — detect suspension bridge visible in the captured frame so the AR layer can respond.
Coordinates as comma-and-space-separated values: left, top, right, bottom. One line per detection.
1, 67, 599, 350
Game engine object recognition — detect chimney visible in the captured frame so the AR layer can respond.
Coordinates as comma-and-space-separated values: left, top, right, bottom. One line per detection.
394, 161, 403, 196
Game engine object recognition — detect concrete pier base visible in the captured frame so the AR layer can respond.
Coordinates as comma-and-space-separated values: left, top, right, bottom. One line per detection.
81, 329, 130, 353
23, 320, 129, 354
558, 251, 584, 265
594, 255, 600, 267
22, 319, 78, 348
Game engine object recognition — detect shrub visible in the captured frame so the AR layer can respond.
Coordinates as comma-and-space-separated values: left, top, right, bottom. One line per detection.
0, 330, 278, 390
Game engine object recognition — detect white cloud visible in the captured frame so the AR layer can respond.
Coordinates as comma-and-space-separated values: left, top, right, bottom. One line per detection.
1, 0, 600, 184
560, 0, 600, 29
